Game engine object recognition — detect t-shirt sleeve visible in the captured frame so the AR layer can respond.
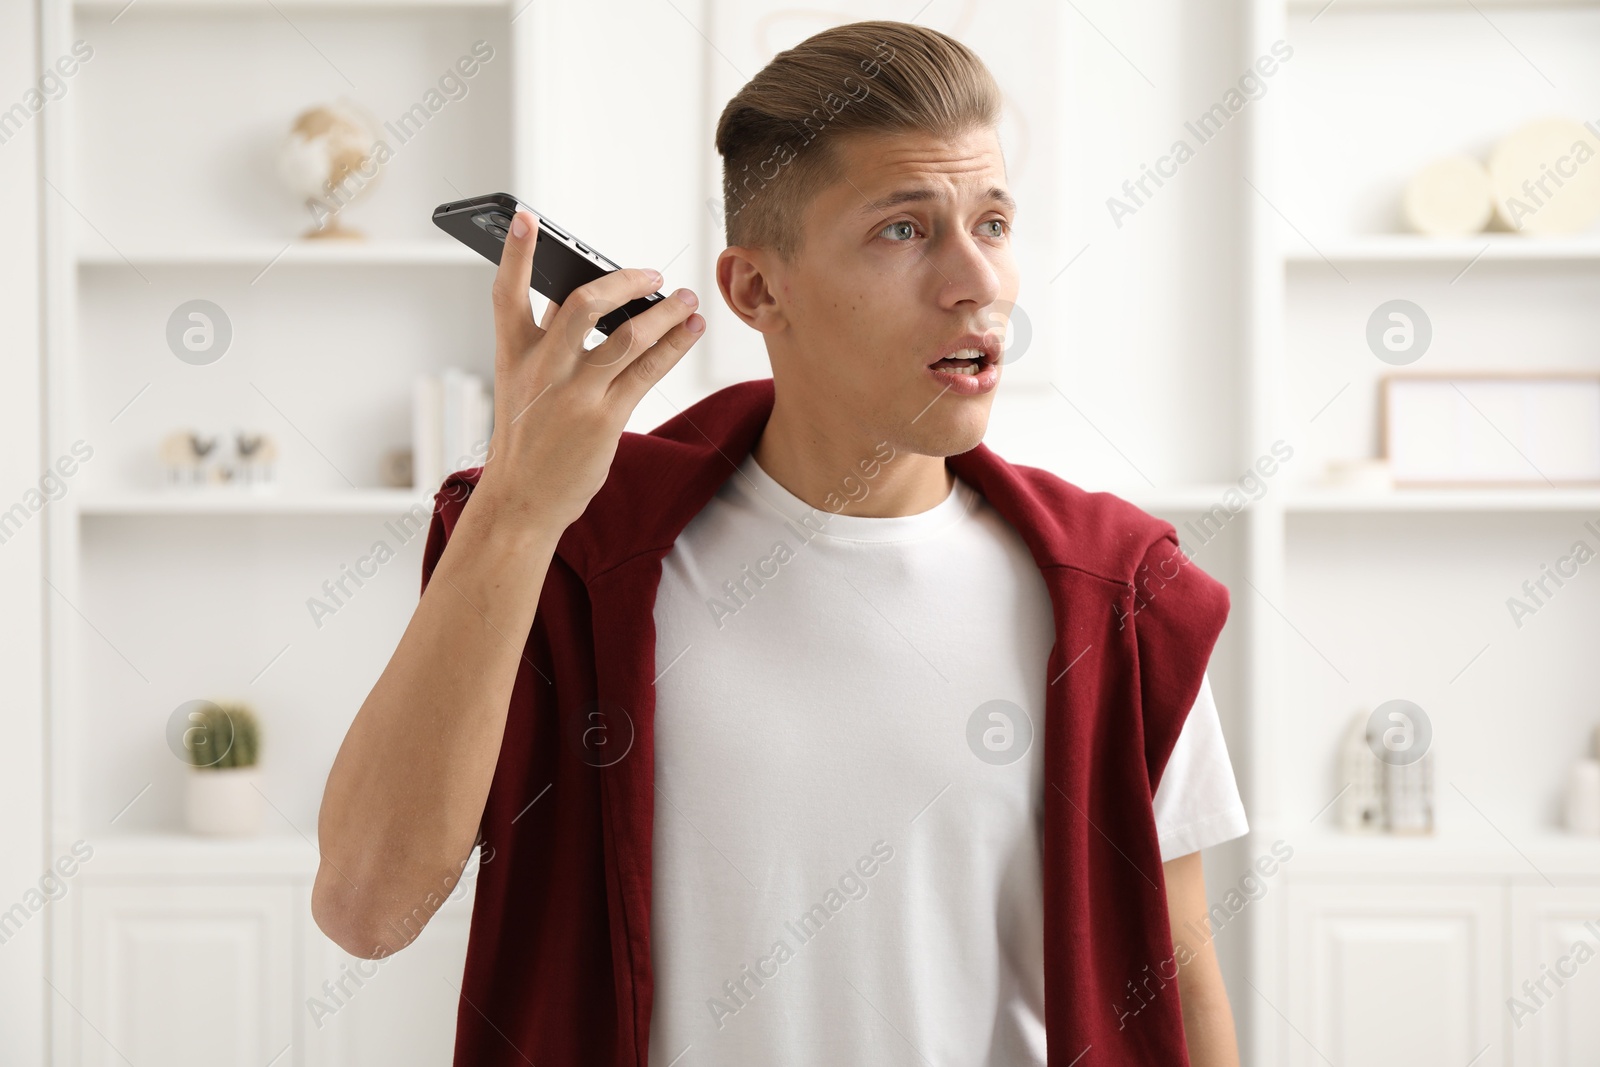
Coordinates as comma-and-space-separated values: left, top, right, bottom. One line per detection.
1152, 670, 1249, 861
1130, 532, 1231, 798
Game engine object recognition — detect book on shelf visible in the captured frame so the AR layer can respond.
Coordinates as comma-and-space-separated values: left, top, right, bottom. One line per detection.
412, 369, 491, 495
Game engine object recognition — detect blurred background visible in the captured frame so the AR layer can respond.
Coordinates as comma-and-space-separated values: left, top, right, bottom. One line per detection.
2, 0, 1599, 1064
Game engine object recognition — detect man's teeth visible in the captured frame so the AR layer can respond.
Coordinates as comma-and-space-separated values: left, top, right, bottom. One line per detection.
937, 348, 986, 375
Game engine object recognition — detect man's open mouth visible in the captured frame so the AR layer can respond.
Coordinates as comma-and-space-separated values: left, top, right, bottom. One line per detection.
929, 347, 995, 376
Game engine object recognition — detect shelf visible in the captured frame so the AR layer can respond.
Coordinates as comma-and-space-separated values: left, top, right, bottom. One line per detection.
78, 486, 1261, 518
1285, 487, 1600, 512
1078, 483, 1254, 513
1285, 235, 1600, 265
76, 239, 487, 269
78, 489, 436, 516
77, 833, 320, 879
1287, 0, 1600, 8
76, 0, 504, 10
1250, 824, 1600, 879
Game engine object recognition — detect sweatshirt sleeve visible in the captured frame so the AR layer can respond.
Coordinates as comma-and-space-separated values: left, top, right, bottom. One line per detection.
419, 468, 483, 595
1129, 532, 1231, 798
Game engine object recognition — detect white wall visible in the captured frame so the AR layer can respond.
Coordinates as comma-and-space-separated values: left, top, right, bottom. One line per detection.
0, 0, 47, 1059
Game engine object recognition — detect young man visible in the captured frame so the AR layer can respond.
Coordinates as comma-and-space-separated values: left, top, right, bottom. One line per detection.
313, 19, 1246, 1067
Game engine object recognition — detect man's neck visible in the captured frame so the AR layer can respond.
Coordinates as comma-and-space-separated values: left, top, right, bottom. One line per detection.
750, 398, 955, 518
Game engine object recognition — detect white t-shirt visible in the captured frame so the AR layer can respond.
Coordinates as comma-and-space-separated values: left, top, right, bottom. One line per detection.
647, 453, 1247, 1066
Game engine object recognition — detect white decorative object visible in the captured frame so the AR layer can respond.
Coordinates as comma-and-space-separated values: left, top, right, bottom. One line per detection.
233, 432, 279, 489
412, 369, 491, 492
1384, 374, 1600, 487
1384, 750, 1434, 835
1488, 117, 1600, 236
1322, 458, 1392, 492
1339, 711, 1385, 833
159, 430, 211, 486
1565, 759, 1600, 836
185, 766, 264, 837
1404, 156, 1494, 237
159, 429, 280, 490
276, 100, 383, 239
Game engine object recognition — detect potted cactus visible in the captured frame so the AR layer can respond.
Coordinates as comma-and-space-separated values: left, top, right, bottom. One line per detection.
182, 701, 263, 836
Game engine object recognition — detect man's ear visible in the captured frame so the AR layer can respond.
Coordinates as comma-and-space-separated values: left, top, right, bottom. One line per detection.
716, 245, 786, 335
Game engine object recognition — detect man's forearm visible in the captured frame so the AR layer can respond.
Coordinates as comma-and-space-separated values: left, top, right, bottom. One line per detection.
311, 485, 560, 958
1164, 852, 1242, 1066
1181, 974, 1242, 1067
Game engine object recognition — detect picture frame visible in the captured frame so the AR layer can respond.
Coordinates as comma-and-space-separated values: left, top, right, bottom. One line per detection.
1381, 372, 1600, 487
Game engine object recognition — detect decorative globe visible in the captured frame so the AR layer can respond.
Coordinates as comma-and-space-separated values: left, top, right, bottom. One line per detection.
276, 100, 382, 239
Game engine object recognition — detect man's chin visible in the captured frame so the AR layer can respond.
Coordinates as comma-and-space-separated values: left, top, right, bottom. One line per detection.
897, 405, 990, 459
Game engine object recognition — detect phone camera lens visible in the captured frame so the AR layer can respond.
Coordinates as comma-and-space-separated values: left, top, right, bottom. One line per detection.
473, 211, 514, 234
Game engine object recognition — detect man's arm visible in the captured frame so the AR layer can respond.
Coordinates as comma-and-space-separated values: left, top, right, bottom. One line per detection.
310, 208, 705, 959
310, 488, 560, 959
1163, 851, 1241, 1067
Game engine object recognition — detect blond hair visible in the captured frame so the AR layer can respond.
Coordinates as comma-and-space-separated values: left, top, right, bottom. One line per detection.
713, 20, 1003, 261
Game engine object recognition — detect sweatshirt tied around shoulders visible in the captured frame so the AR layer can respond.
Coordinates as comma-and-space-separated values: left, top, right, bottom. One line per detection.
420, 377, 1230, 1067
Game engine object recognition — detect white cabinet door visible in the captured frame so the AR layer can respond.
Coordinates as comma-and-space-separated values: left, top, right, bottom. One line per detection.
1509, 884, 1600, 1067
76, 883, 295, 1067
299, 880, 475, 1067
1286, 880, 1505, 1067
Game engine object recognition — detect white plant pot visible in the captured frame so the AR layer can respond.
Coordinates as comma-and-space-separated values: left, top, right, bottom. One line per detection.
185, 766, 264, 837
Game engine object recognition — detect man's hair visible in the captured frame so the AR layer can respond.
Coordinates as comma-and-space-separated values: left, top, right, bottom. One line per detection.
713, 20, 1003, 262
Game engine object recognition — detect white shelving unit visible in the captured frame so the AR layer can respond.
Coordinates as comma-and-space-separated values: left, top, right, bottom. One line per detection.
76, 239, 483, 267
77, 490, 435, 515
1245, 1, 1600, 1064
38, 0, 732, 1058
1285, 235, 1600, 263
40, 0, 526, 1063
1284, 487, 1600, 512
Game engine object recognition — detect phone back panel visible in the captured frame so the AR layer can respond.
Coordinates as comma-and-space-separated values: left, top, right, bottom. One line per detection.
432, 193, 665, 335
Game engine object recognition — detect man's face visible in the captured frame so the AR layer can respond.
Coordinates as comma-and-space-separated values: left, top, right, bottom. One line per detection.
753, 125, 1019, 458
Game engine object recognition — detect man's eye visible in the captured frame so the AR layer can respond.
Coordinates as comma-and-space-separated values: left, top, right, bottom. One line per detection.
879, 220, 916, 241
981, 219, 1008, 238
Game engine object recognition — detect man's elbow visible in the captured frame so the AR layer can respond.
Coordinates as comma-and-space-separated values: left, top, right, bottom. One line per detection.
310, 866, 421, 961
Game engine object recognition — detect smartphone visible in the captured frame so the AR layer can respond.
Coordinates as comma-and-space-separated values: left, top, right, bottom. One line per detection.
432, 192, 666, 336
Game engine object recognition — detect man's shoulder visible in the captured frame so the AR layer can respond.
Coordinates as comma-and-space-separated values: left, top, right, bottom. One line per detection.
968, 453, 1182, 588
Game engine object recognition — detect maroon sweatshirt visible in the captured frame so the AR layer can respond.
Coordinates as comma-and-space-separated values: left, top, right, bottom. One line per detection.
421, 376, 1230, 1066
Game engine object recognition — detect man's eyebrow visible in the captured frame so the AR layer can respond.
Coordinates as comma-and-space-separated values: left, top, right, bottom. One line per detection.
856, 186, 1018, 216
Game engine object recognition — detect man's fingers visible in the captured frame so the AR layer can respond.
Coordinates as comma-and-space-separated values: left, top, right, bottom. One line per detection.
580, 285, 694, 375
607, 313, 706, 410
544, 267, 662, 361
538, 298, 558, 331
490, 209, 541, 345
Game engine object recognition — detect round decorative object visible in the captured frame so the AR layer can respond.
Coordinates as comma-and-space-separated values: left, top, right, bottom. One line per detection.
1402, 156, 1493, 237
1488, 117, 1600, 236
276, 100, 383, 240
